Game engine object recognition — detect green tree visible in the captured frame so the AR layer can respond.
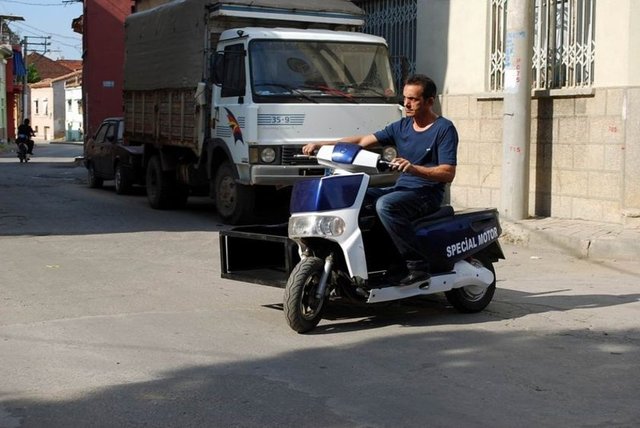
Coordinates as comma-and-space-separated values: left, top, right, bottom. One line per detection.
27, 64, 40, 84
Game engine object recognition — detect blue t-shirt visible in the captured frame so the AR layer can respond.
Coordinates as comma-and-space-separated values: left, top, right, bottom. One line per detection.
374, 116, 458, 195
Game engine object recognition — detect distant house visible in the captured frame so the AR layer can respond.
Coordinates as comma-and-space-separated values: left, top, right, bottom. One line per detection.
29, 77, 63, 141
24, 53, 82, 140
64, 71, 83, 141
29, 70, 82, 141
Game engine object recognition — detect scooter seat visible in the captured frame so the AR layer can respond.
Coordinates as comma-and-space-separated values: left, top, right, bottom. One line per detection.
412, 205, 454, 228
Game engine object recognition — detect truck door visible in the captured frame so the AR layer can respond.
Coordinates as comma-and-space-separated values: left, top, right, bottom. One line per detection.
215, 43, 249, 166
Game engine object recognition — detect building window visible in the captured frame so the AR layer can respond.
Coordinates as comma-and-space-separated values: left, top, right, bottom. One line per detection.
77, 100, 83, 114
67, 99, 72, 112
355, 0, 417, 92
489, 0, 595, 91
34, 100, 39, 115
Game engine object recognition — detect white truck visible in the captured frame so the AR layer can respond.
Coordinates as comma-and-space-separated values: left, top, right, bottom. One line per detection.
124, 0, 402, 224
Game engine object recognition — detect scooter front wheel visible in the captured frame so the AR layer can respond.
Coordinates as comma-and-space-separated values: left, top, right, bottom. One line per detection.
283, 257, 327, 333
445, 258, 496, 313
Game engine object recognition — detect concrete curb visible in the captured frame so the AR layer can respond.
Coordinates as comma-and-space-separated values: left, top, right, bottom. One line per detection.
48, 140, 83, 146
501, 218, 640, 261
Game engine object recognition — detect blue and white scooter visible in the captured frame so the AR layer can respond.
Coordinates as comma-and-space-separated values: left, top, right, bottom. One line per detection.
284, 143, 505, 333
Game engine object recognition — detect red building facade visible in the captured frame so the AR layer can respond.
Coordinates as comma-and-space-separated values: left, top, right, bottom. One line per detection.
74, 0, 133, 139
5, 47, 20, 141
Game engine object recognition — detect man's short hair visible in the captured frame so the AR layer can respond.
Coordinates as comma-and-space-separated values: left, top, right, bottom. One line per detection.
405, 74, 437, 100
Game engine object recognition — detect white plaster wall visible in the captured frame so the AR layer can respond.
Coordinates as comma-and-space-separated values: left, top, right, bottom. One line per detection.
65, 86, 83, 140
417, 0, 640, 93
593, 0, 640, 87
416, 0, 488, 95
53, 80, 66, 138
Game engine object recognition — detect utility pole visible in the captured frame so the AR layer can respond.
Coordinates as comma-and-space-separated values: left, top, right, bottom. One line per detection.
21, 36, 50, 122
500, 0, 534, 221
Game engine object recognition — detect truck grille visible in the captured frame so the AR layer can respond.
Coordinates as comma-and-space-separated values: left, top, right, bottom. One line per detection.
282, 146, 317, 165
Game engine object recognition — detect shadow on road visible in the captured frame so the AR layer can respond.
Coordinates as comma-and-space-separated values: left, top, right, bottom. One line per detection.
1, 325, 638, 427
261, 285, 640, 335
0, 147, 288, 236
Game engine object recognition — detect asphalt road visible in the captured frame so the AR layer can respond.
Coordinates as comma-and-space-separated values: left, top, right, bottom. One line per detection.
1, 143, 639, 427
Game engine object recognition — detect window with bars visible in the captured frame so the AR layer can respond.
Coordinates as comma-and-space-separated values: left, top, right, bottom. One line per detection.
490, 0, 595, 91
355, 0, 417, 92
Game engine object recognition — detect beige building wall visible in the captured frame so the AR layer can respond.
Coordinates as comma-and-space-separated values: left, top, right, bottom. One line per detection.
416, 0, 640, 225
30, 84, 55, 141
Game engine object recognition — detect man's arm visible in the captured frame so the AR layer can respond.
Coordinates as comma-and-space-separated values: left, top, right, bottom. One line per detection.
390, 159, 456, 183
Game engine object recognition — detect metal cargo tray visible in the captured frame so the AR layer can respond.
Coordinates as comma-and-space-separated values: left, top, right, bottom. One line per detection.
219, 224, 299, 288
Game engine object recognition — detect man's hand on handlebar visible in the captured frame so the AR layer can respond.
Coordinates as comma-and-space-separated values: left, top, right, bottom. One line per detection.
302, 143, 321, 156
389, 157, 413, 173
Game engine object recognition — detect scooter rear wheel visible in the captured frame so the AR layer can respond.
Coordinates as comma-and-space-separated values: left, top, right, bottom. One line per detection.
445, 258, 496, 313
283, 257, 327, 333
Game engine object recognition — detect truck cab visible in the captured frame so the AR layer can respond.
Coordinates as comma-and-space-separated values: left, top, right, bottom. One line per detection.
210, 28, 403, 221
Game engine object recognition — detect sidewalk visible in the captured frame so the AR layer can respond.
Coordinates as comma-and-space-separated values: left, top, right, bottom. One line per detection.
501, 216, 640, 261
49, 139, 83, 145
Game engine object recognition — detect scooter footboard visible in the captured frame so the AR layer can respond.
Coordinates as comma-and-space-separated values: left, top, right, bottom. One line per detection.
367, 259, 494, 303
220, 224, 300, 288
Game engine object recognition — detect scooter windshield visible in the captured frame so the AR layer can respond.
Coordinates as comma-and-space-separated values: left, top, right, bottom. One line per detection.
290, 174, 365, 213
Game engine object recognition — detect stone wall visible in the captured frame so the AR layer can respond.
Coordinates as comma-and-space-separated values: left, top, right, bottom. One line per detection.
442, 87, 640, 225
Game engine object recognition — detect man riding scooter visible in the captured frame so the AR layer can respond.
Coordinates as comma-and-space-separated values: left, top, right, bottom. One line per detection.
17, 119, 36, 156
302, 74, 458, 286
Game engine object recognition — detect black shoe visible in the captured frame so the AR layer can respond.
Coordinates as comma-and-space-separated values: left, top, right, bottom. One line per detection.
398, 269, 430, 286
385, 263, 408, 280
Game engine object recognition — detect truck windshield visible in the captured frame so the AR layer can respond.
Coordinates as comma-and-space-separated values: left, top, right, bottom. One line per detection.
250, 40, 397, 104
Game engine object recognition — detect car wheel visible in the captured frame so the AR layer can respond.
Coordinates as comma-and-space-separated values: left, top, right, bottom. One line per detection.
87, 163, 103, 188
115, 163, 132, 195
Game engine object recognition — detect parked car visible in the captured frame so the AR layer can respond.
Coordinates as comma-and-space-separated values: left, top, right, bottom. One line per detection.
84, 117, 144, 194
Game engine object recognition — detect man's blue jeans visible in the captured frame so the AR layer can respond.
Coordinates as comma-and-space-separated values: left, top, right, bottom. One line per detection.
366, 186, 442, 270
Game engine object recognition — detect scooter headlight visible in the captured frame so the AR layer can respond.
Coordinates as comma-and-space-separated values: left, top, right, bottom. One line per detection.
288, 215, 345, 237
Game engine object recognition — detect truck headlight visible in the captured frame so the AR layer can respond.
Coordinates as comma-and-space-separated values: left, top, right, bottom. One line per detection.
249, 147, 279, 164
260, 147, 276, 163
288, 215, 345, 237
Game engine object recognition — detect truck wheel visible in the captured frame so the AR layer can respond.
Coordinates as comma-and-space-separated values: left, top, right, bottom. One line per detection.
146, 156, 175, 209
214, 162, 254, 224
87, 163, 103, 188
445, 258, 496, 313
283, 257, 327, 333
114, 163, 132, 195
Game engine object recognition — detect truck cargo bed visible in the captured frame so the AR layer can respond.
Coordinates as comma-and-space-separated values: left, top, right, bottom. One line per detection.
219, 224, 299, 288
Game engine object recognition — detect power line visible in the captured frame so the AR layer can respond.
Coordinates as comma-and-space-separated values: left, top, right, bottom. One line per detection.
2, 0, 67, 6
12, 21, 81, 40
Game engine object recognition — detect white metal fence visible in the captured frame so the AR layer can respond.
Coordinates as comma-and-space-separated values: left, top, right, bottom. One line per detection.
490, 0, 595, 91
